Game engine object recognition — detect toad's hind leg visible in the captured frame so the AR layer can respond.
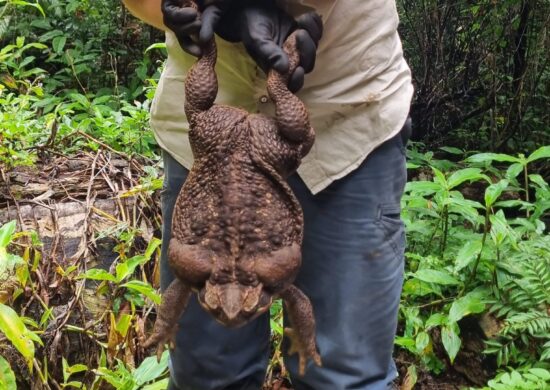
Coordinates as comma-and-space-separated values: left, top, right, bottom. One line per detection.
142, 279, 191, 360
267, 32, 315, 157
185, 37, 217, 127
280, 284, 321, 376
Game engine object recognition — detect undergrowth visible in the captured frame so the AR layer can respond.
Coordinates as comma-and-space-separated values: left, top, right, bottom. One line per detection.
1, 1, 549, 389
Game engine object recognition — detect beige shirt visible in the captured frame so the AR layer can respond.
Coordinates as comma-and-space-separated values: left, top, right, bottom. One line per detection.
150, 0, 413, 194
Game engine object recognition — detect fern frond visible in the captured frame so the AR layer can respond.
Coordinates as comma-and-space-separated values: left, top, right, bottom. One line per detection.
504, 311, 550, 337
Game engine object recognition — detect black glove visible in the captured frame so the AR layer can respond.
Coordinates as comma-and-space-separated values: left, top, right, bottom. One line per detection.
162, 0, 201, 56
162, 0, 234, 56
241, 6, 322, 92
163, 0, 322, 92
203, 1, 322, 92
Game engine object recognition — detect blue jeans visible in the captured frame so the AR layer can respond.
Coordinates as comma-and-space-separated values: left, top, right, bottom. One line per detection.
160, 126, 408, 390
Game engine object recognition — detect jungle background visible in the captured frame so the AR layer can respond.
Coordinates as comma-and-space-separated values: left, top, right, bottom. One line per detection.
0, 0, 549, 389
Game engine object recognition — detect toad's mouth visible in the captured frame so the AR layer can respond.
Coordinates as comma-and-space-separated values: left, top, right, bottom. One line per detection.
198, 280, 272, 327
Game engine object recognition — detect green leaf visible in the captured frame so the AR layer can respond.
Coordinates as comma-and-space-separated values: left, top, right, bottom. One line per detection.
425, 313, 448, 329
133, 350, 169, 385
95, 363, 134, 388
0, 304, 35, 370
405, 181, 442, 195
448, 292, 485, 323
527, 145, 550, 163
115, 255, 146, 282
0, 221, 16, 248
439, 146, 463, 155
494, 200, 532, 209
62, 357, 70, 382
66, 364, 88, 374
447, 168, 488, 189
454, 239, 483, 271
69, 93, 89, 108
79, 268, 116, 282
415, 331, 430, 352
441, 324, 461, 364
432, 167, 447, 187
506, 163, 523, 179
528, 368, 550, 380
490, 210, 518, 248
63, 381, 86, 388
122, 280, 161, 304
528, 174, 548, 188
145, 42, 167, 53
0, 252, 24, 279
115, 314, 132, 338
142, 378, 170, 390
394, 336, 416, 349
447, 207, 482, 227
0, 356, 16, 390
402, 278, 440, 297
485, 179, 509, 208
466, 153, 520, 164
10, 1, 45, 16
144, 238, 162, 261
414, 269, 461, 286
38, 29, 63, 42
51, 35, 66, 54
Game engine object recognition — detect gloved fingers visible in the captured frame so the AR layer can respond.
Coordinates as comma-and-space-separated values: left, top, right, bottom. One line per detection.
288, 66, 305, 93
295, 11, 323, 45
162, 5, 199, 29
199, 5, 223, 43
177, 35, 202, 57
295, 29, 317, 74
245, 36, 290, 74
171, 19, 202, 38
161, 0, 202, 55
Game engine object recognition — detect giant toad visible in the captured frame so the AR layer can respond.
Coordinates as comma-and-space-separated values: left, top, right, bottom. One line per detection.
144, 6, 320, 375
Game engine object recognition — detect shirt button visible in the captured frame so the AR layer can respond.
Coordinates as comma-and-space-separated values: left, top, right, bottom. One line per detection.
259, 95, 269, 104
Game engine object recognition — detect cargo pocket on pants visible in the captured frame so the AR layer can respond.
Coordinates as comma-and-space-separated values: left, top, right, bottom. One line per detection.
378, 204, 406, 258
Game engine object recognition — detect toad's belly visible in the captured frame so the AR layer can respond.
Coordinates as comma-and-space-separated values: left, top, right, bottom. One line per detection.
171, 161, 301, 257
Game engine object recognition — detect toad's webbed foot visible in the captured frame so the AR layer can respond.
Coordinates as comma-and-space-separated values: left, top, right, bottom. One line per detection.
142, 321, 178, 362
280, 284, 321, 375
284, 327, 322, 376
142, 279, 192, 361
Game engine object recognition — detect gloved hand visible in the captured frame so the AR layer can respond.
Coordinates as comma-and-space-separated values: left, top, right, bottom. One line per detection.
163, 0, 237, 56
162, 0, 203, 56
163, 0, 322, 92
201, 1, 323, 92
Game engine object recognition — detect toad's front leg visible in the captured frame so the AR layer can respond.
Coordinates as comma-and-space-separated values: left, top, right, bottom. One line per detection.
142, 278, 192, 360
280, 284, 322, 375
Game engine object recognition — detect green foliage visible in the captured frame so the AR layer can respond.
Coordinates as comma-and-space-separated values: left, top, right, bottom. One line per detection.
0, 211, 166, 387
93, 351, 169, 390
0, 0, 163, 168
0, 355, 16, 390
1, 0, 548, 387
399, 142, 550, 381
474, 367, 550, 389
79, 238, 162, 309
0, 302, 42, 370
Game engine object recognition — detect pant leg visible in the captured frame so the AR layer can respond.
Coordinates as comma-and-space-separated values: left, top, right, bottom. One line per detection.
285, 131, 408, 390
160, 151, 270, 390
